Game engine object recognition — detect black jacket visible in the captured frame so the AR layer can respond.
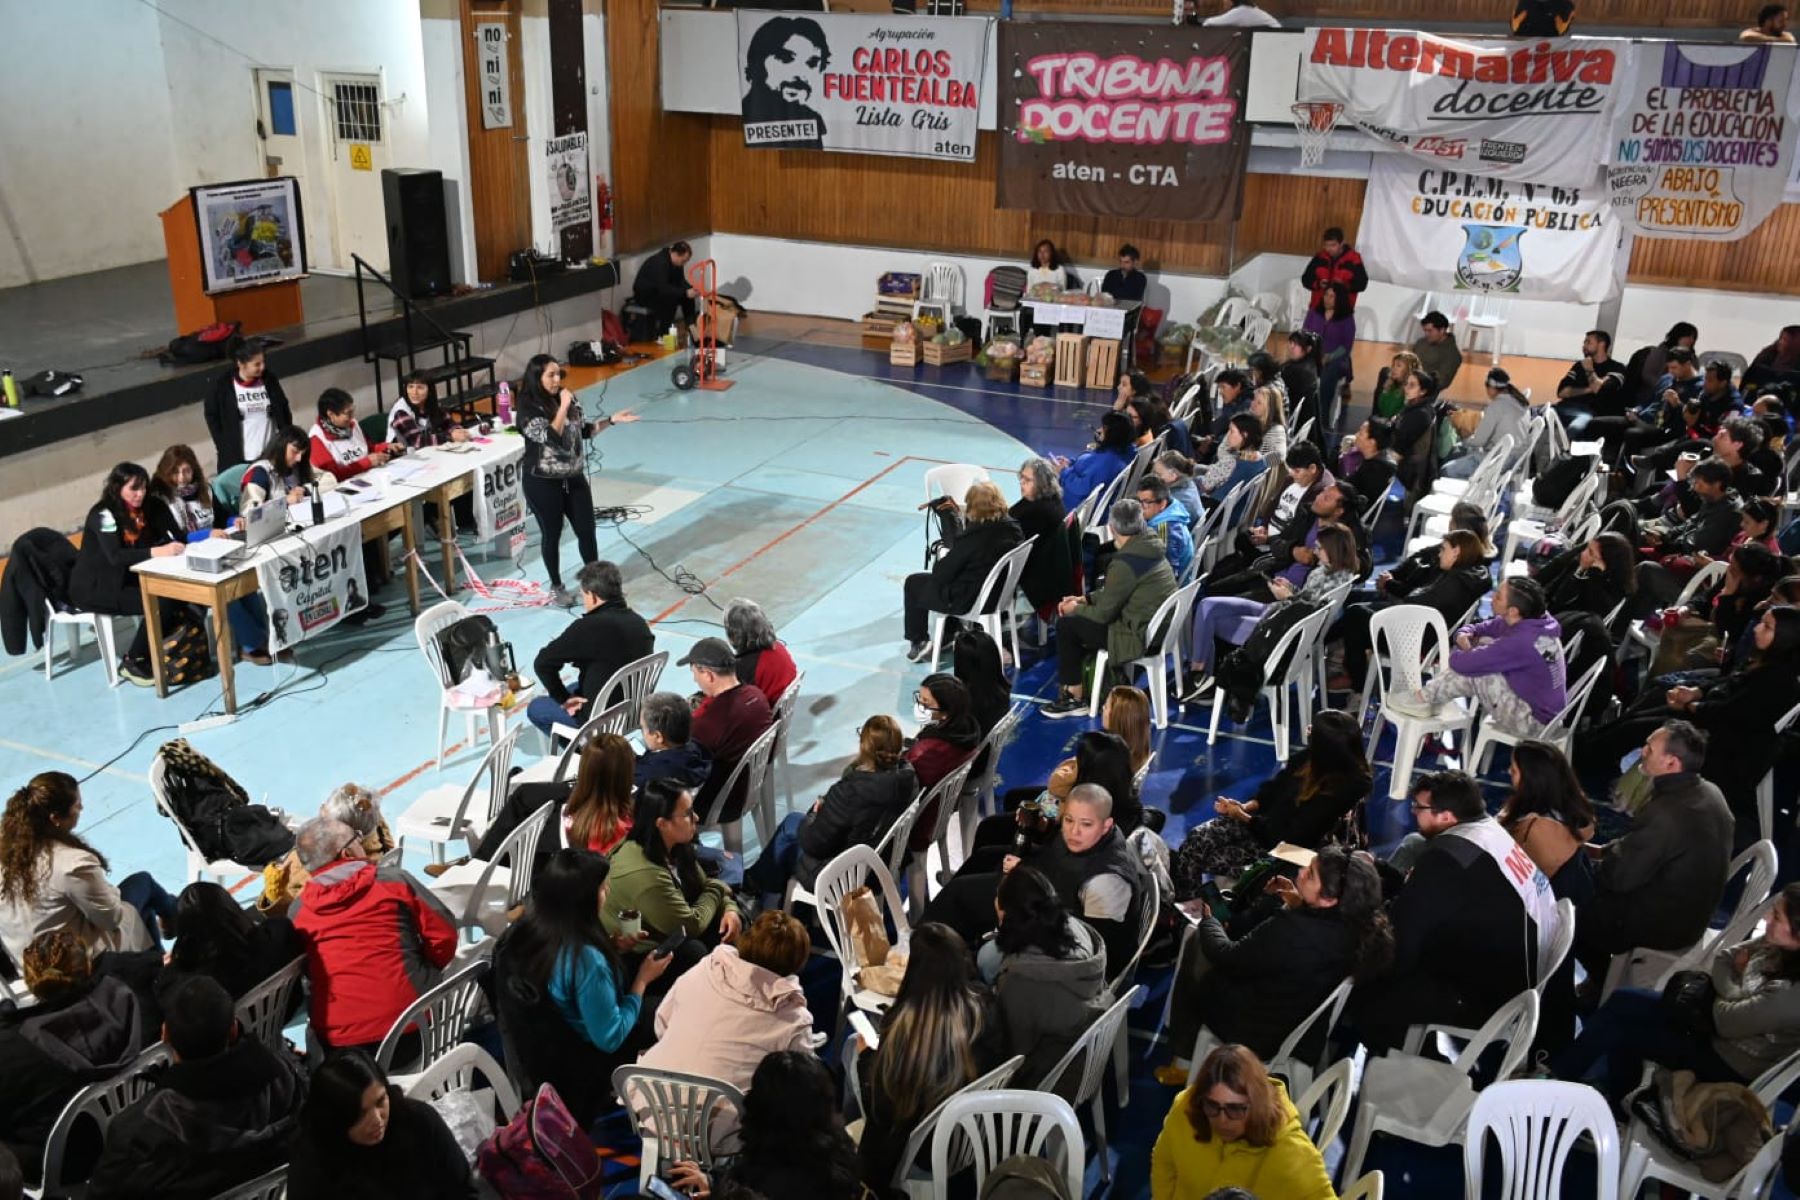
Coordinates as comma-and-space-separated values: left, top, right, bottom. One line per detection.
1662, 492, 1742, 558
88, 1038, 305, 1200
1536, 546, 1628, 620
532, 600, 656, 706
203, 369, 292, 471
1389, 560, 1492, 629
154, 918, 303, 1008
1239, 751, 1370, 852
1011, 495, 1072, 610
1589, 772, 1735, 954
1, 529, 78, 655
0, 977, 143, 1182
1346, 456, 1398, 510
1691, 668, 1800, 812
69, 503, 180, 616
1195, 907, 1356, 1061
635, 741, 712, 792
795, 762, 919, 888
287, 1091, 477, 1200
927, 517, 1024, 615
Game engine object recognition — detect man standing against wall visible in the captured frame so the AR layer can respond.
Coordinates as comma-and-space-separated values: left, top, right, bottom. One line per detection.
1301, 227, 1368, 315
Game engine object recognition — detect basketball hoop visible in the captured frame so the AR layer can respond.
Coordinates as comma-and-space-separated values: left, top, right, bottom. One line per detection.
1291, 101, 1344, 169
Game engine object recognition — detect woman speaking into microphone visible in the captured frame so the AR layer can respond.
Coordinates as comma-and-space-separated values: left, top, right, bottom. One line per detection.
514, 354, 637, 607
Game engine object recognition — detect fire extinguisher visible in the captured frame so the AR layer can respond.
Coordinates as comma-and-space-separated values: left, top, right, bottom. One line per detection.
595, 177, 614, 234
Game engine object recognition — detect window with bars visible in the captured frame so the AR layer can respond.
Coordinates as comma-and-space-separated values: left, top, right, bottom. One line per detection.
330, 79, 382, 144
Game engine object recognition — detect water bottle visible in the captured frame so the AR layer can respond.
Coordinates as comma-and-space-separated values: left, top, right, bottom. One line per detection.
496, 380, 513, 426
663, 323, 679, 351
307, 483, 325, 527
1, 370, 17, 409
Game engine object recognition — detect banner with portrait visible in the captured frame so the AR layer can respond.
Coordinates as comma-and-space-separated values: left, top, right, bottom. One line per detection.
1298, 28, 1627, 188
1605, 42, 1800, 240
472, 448, 527, 544
546, 132, 591, 233
995, 24, 1250, 221
734, 12, 988, 160
1357, 156, 1624, 304
255, 522, 368, 652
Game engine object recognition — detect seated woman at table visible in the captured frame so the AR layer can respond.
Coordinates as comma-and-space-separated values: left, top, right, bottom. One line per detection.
68, 462, 190, 687
239, 426, 337, 509
1026, 238, 1075, 292
148, 445, 279, 667
385, 372, 475, 534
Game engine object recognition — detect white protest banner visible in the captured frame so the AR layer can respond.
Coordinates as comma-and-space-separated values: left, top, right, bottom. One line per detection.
256, 522, 368, 652
1357, 156, 1623, 304
1299, 28, 1626, 188
1605, 43, 1800, 240
736, 12, 988, 160
473, 447, 528, 543
476, 22, 512, 130
546, 132, 591, 233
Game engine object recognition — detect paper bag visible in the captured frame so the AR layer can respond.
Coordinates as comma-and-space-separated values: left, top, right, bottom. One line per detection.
857, 953, 909, 997
839, 885, 890, 967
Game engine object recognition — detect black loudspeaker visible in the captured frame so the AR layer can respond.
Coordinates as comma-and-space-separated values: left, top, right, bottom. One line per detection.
381, 168, 451, 299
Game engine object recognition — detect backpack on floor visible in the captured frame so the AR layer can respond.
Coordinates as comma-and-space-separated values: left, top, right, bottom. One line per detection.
160, 616, 216, 688
476, 1082, 602, 1199
158, 321, 242, 366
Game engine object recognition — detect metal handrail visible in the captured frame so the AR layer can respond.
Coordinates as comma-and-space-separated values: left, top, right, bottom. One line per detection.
351, 253, 468, 367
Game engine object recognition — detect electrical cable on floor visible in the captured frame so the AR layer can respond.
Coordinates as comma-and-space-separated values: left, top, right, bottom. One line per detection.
592, 502, 724, 617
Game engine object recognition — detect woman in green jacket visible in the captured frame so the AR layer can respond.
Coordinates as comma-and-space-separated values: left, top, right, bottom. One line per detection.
601, 779, 743, 981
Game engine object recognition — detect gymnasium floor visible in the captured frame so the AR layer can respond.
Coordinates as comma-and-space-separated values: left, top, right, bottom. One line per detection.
0, 322, 1621, 1196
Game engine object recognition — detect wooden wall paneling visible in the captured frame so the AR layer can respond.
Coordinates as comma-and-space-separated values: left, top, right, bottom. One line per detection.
606, 0, 711, 253
1627, 203, 1800, 296
1236, 173, 1367, 258
959, 0, 1747, 23
462, 0, 533, 282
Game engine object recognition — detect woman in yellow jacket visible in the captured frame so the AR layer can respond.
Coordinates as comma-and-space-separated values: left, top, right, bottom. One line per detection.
1151, 1043, 1337, 1200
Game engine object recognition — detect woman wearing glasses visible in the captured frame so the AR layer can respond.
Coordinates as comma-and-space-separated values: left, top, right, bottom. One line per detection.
1150, 1043, 1336, 1199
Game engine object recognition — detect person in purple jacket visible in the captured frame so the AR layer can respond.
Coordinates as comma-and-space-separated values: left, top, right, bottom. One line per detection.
1387, 577, 1568, 736
1302, 282, 1358, 421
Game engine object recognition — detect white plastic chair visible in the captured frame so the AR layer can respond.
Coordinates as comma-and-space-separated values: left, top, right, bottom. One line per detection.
694, 721, 781, 857
234, 957, 307, 1054
1468, 655, 1604, 777
1092, 578, 1202, 729
1342, 989, 1541, 1184
1034, 988, 1139, 1184
1404, 897, 1575, 1061
1602, 839, 1778, 1001
1618, 1046, 1800, 1200
1196, 481, 1255, 576
968, 703, 1025, 823
579, 650, 667, 741
42, 600, 125, 687
911, 757, 980, 909
1342, 1170, 1385, 1200
891, 1056, 1026, 1197
770, 667, 807, 816
428, 800, 554, 941
1503, 469, 1604, 565
927, 1089, 1083, 1200
1458, 293, 1512, 365
1121, 432, 1168, 501
1187, 978, 1354, 1104
1206, 603, 1335, 761
1755, 699, 1800, 845
372, 958, 489, 1077
813, 844, 914, 1031
1251, 289, 1288, 330
1623, 558, 1729, 658
36, 1045, 172, 1199
924, 463, 990, 511
612, 1065, 747, 1191
1083, 462, 1137, 542
416, 600, 513, 771
1297, 1056, 1356, 1154
927, 537, 1037, 675
209, 1167, 287, 1200
405, 1041, 521, 1126
913, 261, 964, 323
1363, 605, 1478, 800
1463, 1079, 1620, 1200
393, 725, 522, 865
148, 753, 245, 886
546, 699, 634, 783
1241, 311, 1274, 353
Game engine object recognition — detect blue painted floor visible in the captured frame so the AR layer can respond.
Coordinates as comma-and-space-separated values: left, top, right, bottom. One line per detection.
7, 333, 1735, 1198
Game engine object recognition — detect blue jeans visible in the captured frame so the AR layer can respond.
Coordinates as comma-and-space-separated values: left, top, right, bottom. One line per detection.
527, 694, 572, 736
1438, 449, 1481, 480
743, 812, 805, 899
118, 871, 178, 949
1189, 596, 1266, 672
1551, 987, 1740, 1101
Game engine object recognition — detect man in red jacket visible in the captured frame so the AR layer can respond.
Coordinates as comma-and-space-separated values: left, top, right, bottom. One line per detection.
290, 816, 460, 1053
1301, 226, 1369, 314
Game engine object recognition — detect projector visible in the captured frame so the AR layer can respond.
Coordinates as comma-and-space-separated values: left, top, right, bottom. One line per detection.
185, 540, 247, 575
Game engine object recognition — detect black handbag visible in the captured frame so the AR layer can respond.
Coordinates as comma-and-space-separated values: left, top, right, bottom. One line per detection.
1661, 969, 1718, 1038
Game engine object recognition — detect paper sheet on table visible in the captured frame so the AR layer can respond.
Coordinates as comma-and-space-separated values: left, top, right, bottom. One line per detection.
338, 479, 387, 506
1270, 842, 1317, 869
384, 458, 427, 481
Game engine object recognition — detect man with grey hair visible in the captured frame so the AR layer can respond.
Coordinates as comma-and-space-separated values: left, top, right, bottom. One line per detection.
1044, 498, 1177, 717
635, 690, 712, 790
289, 816, 459, 1052
1573, 719, 1734, 983
527, 559, 655, 738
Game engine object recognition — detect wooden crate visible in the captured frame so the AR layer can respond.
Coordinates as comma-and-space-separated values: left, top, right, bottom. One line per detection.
1085, 339, 1120, 389
923, 339, 973, 367
861, 310, 906, 335
1019, 362, 1050, 388
1054, 333, 1086, 388
984, 357, 1019, 382
890, 341, 919, 367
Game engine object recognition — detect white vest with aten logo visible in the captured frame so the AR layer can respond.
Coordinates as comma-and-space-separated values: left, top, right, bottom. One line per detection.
309, 421, 369, 468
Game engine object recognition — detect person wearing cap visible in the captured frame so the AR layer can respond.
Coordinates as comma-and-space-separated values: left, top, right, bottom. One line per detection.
1439, 368, 1534, 480
681, 638, 774, 826
288, 817, 459, 1054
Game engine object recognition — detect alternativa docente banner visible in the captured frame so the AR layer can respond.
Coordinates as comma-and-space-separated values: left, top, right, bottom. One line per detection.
996, 23, 1251, 221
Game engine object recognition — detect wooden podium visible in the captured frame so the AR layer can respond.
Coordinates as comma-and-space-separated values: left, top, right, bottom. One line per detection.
160, 194, 304, 335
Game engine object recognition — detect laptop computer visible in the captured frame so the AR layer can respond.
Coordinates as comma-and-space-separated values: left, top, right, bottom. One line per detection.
240, 497, 287, 547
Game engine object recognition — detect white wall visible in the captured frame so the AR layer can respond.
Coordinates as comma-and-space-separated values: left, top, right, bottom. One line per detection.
583, 7, 614, 260
419, 7, 480, 286
0, 0, 179, 287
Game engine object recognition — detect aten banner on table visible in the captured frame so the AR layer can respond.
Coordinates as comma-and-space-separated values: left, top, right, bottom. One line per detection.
472, 447, 527, 543
1605, 42, 1800, 240
735, 12, 988, 160
1358, 157, 1624, 304
1298, 28, 1625, 188
256, 522, 369, 652
996, 24, 1249, 221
